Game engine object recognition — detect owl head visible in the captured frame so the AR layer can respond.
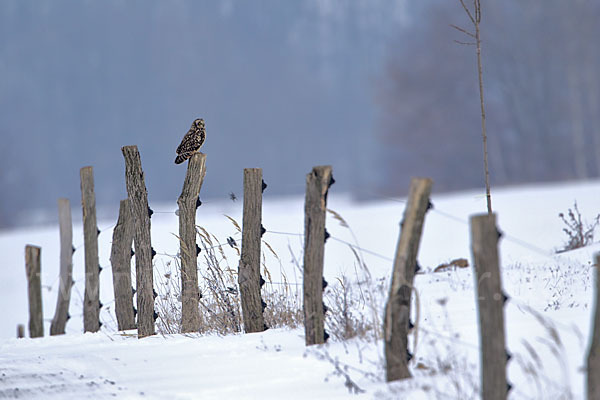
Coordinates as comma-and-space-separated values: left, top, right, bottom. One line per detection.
193, 118, 205, 129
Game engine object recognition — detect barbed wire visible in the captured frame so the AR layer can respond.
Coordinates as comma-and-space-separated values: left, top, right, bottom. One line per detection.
431, 205, 556, 260
265, 230, 303, 237
15, 178, 593, 400
43, 274, 61, 292
328, 236, 394, 262
266, 281, 302, 286
72, 221, 119, 252
264, 230, 394, 262
258, 224, 588, 340
32, 190, 591, 382
378, 193, 558, 260
57, 212, 579, 319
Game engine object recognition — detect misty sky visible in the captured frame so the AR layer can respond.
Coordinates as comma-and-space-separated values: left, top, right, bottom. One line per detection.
2, 0, 598, 228
0, 1, 409, 227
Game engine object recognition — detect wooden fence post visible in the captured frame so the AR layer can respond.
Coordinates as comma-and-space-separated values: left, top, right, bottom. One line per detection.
17, 324, 25, 339
239, 168, 267, 333
121, 146, 155, 338
80, 167, 100, 333
50, 198, 74, 335
178, 153, 207, 333
384, 177, 433, 381
110, 199, 136, 331
587, 253, 600, 400
303, 165, 333, 346
25, 245, 43, 338
470, 213, 508, 400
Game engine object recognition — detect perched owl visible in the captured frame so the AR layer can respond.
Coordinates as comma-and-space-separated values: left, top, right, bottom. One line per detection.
174, 118, 206, 164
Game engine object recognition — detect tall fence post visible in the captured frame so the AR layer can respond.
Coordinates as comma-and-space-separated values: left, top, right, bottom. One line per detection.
25, 245, 43, 338
80, 167, 100, 333
384, 177, 433, 381
121, 146, 155, 338
50, 198, 74, 335
303, 165, 333, 346
178, 153, 207, 333
110, 199, 136, 331
470, 213, 508, 400
587, 253, 600, 400
239, 168, 267, 333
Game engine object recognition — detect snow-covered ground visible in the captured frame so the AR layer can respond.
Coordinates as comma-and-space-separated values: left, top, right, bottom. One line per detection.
1, 180, 599, 399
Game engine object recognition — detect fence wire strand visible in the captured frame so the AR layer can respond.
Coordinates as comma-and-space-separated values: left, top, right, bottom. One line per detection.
32, 188, 592, 397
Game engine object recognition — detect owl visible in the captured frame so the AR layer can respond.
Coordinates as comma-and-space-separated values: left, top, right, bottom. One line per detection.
174, 118, 206, 164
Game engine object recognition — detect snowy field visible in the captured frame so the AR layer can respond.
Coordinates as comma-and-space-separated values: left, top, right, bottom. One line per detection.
1, 179, 599, 399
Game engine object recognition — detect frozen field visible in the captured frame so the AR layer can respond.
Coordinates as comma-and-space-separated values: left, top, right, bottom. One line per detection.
0, 179, 599, 399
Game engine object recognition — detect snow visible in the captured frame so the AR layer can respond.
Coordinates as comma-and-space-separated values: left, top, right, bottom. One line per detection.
1, 330, 357, 399
1, 180, 599, 399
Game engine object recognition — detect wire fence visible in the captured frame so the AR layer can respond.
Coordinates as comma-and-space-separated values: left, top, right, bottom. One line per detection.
56, 192, 580, 310
33, 188, 591, 397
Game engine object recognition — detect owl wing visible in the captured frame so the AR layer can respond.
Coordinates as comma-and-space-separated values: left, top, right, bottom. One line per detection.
176, 122, 198, 154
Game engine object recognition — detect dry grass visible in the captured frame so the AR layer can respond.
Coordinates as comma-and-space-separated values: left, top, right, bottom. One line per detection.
155, 216, 305, 335
262, 288, 303, 329
155, 223, 242, 335
154, 210, 386, 342
154, 257, 183, 335
325, 274, 386, 341
557, 201, 600, 253
325, 209, 386, 343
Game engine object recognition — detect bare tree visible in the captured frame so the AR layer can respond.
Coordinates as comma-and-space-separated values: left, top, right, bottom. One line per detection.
378, 3, 483, 195
379, 1, 600, 197
453, 0, 492, 215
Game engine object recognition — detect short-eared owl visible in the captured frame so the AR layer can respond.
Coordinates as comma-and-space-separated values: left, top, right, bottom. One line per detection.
174, 118, 206, 164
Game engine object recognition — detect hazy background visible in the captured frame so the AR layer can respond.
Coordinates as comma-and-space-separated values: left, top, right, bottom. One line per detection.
1, 0, 599, 228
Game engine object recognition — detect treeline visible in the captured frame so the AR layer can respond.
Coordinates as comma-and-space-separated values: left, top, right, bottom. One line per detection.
0, 1, 404, 228
378, 0, 600, 194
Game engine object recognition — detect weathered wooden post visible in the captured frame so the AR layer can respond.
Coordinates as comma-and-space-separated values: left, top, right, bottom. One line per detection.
80, 167, 100, 333
303, 165, 333, 346
587, 253, 600, 400
121, 146, 155, 338
50, 198, 74, 335
17, 324, 25, 339
384, 177, 432, 381
110, 199, 136, 331
25, 245, 43, 338
178, 153, 207, 333
239, 168, 267, 333
470, 213, 508, 400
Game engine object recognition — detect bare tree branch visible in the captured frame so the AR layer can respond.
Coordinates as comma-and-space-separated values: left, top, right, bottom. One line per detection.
454, 40, 476, 46
457, 0, 492, 214
459, 0, 475, 25
450, 24, 476, 38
